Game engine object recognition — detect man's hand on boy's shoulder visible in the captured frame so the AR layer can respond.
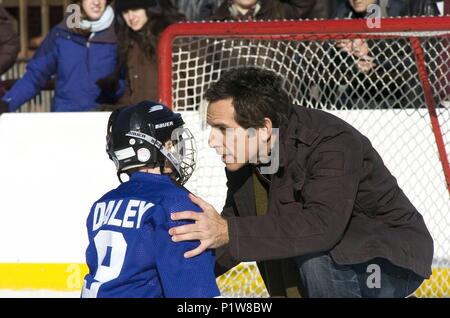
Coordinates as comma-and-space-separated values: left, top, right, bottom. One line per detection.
169, 193, 229, 258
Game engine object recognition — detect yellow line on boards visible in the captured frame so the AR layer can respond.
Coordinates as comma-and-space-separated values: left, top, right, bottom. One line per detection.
0, 263, 88, 291
0, 263, 448, 297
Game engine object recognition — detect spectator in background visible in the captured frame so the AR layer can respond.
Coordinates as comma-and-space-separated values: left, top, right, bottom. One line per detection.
335, 0, 440, 19
202, 0, 334, 116
336, 0, 407, 18
0, 0, 121, 114
97, 0, 184, 108
410, 0, 442, 15
0, 5, 19, 77
334, 0, 432, 74
327, 0, 438, 110
171, 0, 224, 21
0, 4, 19, 106
313, 0, 340, 18
334, 0, 439, 79
209, 0, 320, 21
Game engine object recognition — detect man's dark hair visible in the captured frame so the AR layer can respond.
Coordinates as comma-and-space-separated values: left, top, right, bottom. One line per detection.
204, 67, 293, 128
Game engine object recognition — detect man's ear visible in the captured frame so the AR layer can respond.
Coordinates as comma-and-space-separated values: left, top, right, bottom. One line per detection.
260, 117, 273, 143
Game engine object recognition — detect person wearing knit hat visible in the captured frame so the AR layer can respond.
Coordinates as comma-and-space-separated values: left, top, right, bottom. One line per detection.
1, 0, 122, 113
115, 0, 158, 14
96, 0, 185, 107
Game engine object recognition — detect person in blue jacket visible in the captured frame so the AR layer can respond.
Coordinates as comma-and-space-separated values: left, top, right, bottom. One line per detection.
0, 0, 122, 113
81, 100, 220, 298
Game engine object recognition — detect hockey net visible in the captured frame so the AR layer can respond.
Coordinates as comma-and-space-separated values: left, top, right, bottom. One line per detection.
158, 17, 450, 298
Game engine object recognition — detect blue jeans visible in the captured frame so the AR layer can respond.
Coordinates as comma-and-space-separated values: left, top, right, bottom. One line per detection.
294, 253, 424, 298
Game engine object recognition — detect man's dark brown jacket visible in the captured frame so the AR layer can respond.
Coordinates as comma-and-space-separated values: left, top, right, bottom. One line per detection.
215, 105, 434, 294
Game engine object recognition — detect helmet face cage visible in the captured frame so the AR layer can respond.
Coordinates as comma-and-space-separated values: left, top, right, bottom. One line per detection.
170, 127, 196, 185
106, 102, 197, 185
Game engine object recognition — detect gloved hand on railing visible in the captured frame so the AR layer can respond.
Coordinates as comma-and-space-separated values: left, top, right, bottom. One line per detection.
96, 74, 120, 95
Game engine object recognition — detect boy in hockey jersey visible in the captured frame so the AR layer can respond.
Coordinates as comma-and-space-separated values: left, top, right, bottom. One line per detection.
81, 100, 220, 298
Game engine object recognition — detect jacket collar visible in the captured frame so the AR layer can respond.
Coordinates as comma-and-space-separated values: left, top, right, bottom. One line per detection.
227, 166, 257, 217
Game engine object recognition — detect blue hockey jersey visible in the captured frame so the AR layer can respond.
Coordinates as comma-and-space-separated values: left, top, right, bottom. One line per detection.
81, 172, 220, 298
